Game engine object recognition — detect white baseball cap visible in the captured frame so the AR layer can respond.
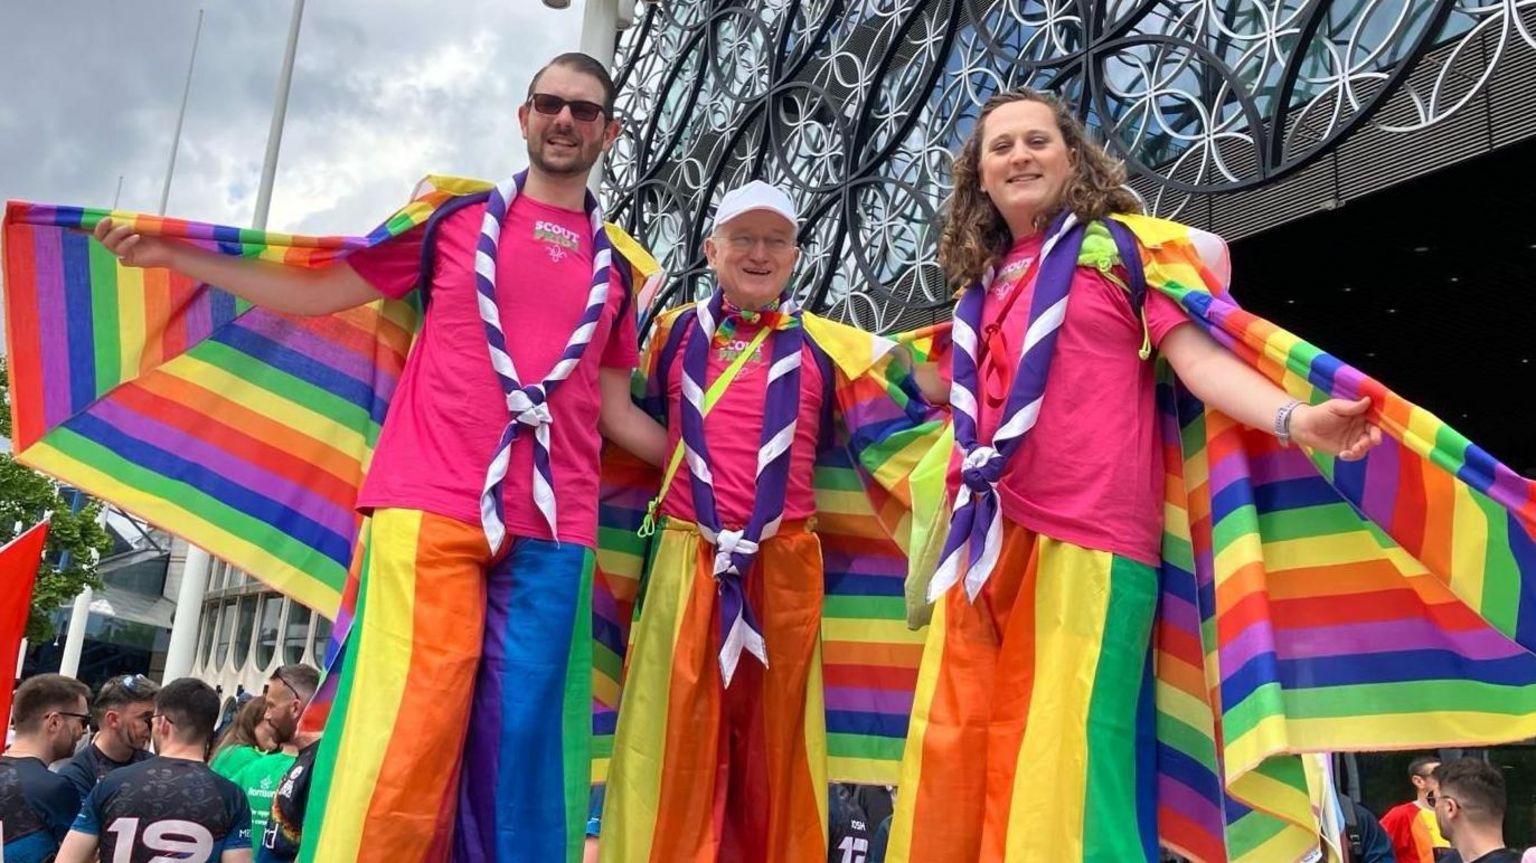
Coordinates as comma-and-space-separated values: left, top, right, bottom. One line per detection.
711, 180, 798, 232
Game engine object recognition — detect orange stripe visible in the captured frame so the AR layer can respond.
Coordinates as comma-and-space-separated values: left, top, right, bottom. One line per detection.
140, 265, 170, 374
647, 544, 724, 862
980, 524, 1040, 859
355, 512, 486, 861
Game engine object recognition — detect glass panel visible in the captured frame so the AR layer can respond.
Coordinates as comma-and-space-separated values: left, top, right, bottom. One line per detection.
215, 601, 237, 667
311, 616, 333, 664
198, 604, 219, 666
233, 596, 257, 668
255, 595, 283, 668
209, 560, 226, 591
284, 604, 312, 665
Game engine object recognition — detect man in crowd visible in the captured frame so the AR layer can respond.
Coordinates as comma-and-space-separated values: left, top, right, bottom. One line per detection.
55, 673, 158, 802
1383, 755, 1455, 862
251, 664, 319, 861
1431, 759, 1521, 863
0, 674, 92, 862
57, 677, 251, 863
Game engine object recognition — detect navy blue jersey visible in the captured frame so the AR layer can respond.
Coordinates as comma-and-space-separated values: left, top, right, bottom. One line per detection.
72, 756, 251, 863
0, 755, 83, 863
256, 741, 316, 862
829, 785, 872, 863
55, 742, 152, 802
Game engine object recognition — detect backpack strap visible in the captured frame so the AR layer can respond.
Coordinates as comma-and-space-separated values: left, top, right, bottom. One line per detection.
415, 189, 493, 307
1103, 217, 1153, 360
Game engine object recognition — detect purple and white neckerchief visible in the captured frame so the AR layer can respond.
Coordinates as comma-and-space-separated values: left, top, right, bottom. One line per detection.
475, 170, 614, 553
679, 288, 804, 686
928, 213, 1090, 602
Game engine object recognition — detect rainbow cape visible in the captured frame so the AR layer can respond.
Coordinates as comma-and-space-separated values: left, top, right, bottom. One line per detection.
589, 305, 950, 784
1, 174, 661, 670
908, 214, 1536, 862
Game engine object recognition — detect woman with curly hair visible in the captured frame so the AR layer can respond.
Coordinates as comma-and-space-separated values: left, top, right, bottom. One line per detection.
886, 89, 1382, 862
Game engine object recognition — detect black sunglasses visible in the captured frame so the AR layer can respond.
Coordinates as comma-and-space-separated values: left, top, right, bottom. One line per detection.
96, 673, 154, 705
271, 671, 302, 702
528, 93, 606, 123
53, 710, 91, 725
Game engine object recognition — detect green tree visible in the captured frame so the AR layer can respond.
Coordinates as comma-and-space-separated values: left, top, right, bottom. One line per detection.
0, 356, 112, 642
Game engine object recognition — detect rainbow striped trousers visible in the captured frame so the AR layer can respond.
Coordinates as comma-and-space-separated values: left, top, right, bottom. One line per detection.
299, 508, 594, 863
600, 518, 830, 863
888, 520, 1160, 862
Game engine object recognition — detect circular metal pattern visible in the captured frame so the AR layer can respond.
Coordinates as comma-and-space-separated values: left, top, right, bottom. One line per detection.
604, 0, 1532, 331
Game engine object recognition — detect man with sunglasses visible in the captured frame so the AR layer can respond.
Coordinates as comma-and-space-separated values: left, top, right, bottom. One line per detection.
1430, 759, 1520, 863
90, 51, 665, 863
1383, 755, 1457, 862
250, 664, 318, 862
55, 673, 159, 803
0, 674, 92, 862
58, 677, 251, 863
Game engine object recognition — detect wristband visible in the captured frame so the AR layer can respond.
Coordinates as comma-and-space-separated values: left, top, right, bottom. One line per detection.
1275, 399, 1303, 447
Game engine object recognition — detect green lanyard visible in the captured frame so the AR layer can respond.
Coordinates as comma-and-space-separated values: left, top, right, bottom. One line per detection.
637, 324, 776, 537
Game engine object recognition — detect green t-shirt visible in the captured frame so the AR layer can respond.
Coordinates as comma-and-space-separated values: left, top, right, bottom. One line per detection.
210, 744, 265, 780
232, 749, 299, 842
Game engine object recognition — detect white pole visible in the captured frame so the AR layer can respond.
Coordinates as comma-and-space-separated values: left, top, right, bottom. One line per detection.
158, 9, 204, 216
59, 588, 93, 678
161, 545, 212, 683
252, 0, 306, 231
112, 176, 125, 210
15, 638, 28, 679
579, 0, 620, 197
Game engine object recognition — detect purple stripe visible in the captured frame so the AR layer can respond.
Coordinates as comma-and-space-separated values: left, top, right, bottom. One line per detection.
1158, 591, 1201, 636
458, 564, 514, 852
235, 315, 377, 384
183, 289, 215, 348
89, 400, 357, 540
1217, 613, 1278, 674
1206, 449, 1252, 498
32, 228, 73, 432
821, 551, 906, 578
1249, 448, 1318, 486
1275, 617, 1526, 662
1357, 432, 1402, 525
1157, 774, 1225, 837
1331, 363, 1366, 401
823, 685, 914, 715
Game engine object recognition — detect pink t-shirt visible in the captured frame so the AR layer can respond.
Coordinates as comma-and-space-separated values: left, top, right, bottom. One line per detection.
346, 195, 638, 546
956, 233, 1190, 564
658, 321, 825, 527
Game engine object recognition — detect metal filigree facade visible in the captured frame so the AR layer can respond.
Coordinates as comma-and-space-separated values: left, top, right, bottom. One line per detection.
602, 0, 1536, 332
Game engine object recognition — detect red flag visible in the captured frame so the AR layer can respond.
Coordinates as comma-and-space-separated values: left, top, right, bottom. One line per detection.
0, 517, 50, 725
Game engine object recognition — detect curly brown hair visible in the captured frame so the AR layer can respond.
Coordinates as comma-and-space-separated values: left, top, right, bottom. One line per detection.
939, 89, 1142, 287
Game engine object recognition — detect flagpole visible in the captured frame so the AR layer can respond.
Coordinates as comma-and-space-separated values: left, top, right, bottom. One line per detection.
251, 0, 305, 230
158, 8, 204, 216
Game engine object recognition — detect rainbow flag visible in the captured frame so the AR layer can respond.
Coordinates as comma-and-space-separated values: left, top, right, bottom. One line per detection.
590, 308, 949, 784
2, 174, 660, 651
910, 215, 1536, 861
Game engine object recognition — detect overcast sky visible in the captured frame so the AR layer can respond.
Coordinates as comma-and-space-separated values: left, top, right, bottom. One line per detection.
0, 1, 584, 233
0, 0, 586, 356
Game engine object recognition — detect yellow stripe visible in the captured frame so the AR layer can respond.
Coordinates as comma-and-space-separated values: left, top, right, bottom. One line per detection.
827, 756, 900, 786
821, 617, 926, 644
165, 354, 370, 456
116, 263, 147, 382
1006, 538, 1113, 862
21, 443, 342, 616
805, 638, 830, 848
600, 529, 698, 863
886, 594, 948, 862
313, 508, 421, 861
1449, 480, 1489, 606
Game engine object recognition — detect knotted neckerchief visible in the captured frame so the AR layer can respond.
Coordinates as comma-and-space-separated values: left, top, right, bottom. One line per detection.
928, 213, 1089, 602
476, 170, 615, 553
679, 289, 804, 686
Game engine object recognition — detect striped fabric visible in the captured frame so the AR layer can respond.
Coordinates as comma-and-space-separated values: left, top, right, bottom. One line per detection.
2, 178, 662, 735
909, 215, 1536, 861
474, 172, 615, 552
591, 310, 947, 785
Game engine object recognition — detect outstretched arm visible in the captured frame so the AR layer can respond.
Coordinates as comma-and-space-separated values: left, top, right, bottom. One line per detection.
93, 217, 383, 316
598, 367, 667, 466
54, 830, 99, 863
1160, 323, 1382, 460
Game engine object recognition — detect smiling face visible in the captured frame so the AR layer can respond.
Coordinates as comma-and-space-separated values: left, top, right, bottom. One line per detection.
518, 63, 620, 178
976, 98, 1075, 238
703, 210, 799, 309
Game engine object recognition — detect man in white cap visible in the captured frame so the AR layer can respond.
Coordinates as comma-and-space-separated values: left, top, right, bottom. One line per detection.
596, 181, 945, 862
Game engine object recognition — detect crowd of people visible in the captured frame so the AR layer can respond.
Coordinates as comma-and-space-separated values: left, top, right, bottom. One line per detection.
3, 41, 1533, 863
